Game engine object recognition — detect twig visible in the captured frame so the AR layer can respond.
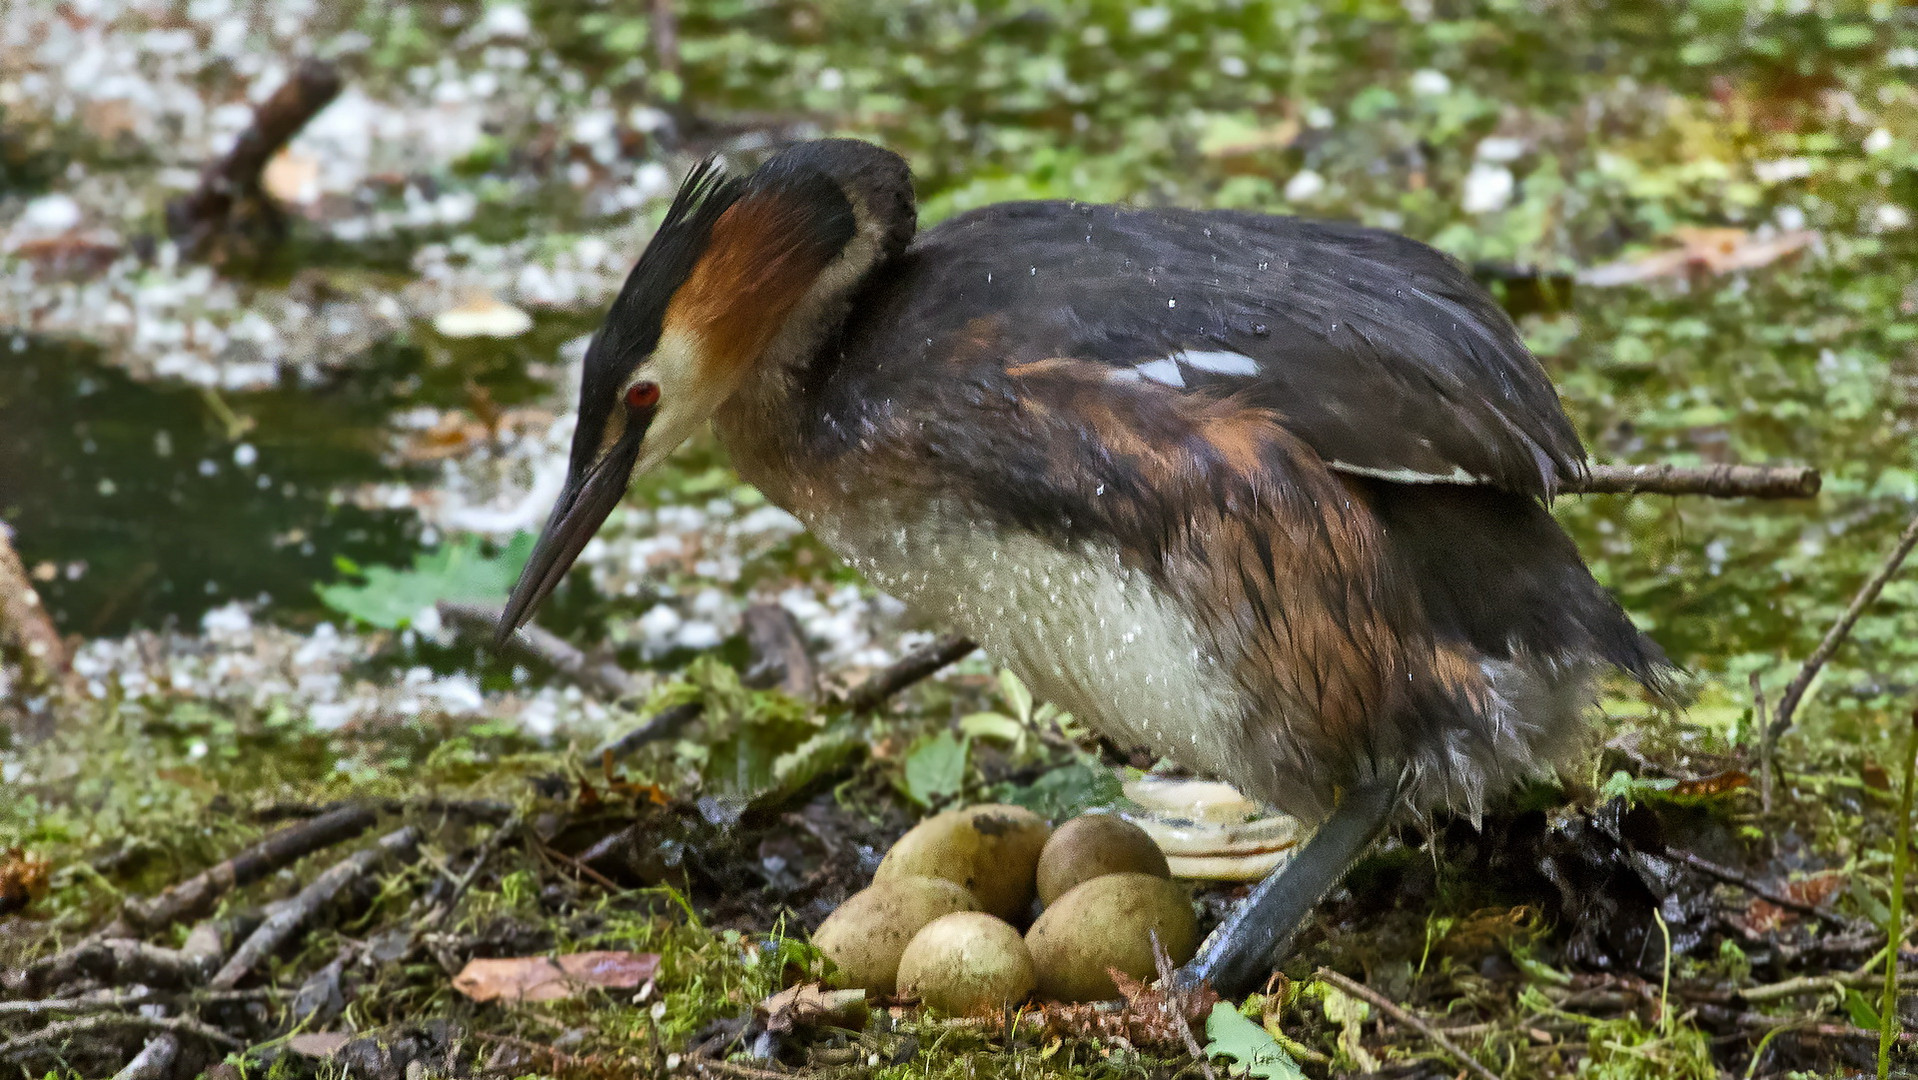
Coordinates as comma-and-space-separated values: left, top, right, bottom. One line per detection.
595, 633, 976, 761
0, 1013, 243, 1062
111, 802, 377, 937
438, 600, 638, 699
165, 58, 342, 259
1574, 463, 1820, 499
418, 810, 523, 934
1314, 967, 1502, 1080
0, 988, 267, 1016
535, 835, 626, 893
1767, 509, 1918, 744
111, 1034, 178, 1080
1739, 969, 1918, 1005
210, 825, 420, 989
1670, 850, 1854, 930
1151, 931, 1216, 1080
838, 635, 977, 715
250, 795, 513, 824
0, 520, 77, 738
594, 701, 704, 761
5, 937, 218, 994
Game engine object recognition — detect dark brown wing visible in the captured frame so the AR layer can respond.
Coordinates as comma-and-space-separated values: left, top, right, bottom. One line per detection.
821, 199, 1586, 498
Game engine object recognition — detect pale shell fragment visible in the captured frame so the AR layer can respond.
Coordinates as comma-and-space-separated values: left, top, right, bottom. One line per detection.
433, 294, 533, 338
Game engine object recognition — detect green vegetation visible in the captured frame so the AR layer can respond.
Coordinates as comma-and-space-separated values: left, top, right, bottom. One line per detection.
4, 0, 1918, 1077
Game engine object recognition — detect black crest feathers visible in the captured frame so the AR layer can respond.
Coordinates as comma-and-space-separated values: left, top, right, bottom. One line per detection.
571, 158, 745, 467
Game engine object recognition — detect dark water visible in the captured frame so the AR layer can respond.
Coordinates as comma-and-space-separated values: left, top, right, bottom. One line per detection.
0, 335, 420, 636
0, 325, 581, 637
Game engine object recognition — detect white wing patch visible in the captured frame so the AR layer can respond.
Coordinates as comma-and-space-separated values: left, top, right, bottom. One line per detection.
1171, 349, 1260, 376
1134, 357, 1186, 388
1327, 460, 1484, 484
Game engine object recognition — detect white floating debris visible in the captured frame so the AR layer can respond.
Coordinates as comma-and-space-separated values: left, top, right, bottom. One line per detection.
1283, 169, 1326, 203
1475, 136, 1528, 163
1408, 68, 1451, 97
433, 294, 533, 338
1461, 163, 1515, 214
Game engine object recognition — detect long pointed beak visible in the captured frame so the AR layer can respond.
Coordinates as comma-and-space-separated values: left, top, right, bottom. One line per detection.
495, 430, 645, 647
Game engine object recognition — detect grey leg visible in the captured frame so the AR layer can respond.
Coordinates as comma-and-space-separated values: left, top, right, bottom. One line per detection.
1177, 770, 1404, 996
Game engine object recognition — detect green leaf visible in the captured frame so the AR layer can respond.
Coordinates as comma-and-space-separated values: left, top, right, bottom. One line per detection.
1205, 1001, 1304, 1080
317, 533, 534, 629
959, 712, 1026, 744
899, 730, 969, 808
997, 669, 1035, 723
1844, 988, 1882, 1030
992, 757, 1124, 820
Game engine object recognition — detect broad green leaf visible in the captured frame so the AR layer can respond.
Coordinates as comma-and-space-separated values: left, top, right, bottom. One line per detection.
997, 669, 1035, 723
899, 730, 969, 808
317, 533, 534, 629
959, 712, 1026, 744
1205, 1001, 1304, 1080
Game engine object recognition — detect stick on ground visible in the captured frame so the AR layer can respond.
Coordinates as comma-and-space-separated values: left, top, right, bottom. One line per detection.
439, 600, 639, 699
112, 802, 377, 937
1314, 967, 1502, 1080
211, 825, 421, 989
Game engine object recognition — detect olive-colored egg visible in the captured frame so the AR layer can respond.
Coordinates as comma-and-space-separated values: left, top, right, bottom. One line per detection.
1036, 813, 1171, 906
897, 912, 1037, 1015
813, 876, 979, 994
1025, 873, 1198, 1002
875, 804, 1051, 923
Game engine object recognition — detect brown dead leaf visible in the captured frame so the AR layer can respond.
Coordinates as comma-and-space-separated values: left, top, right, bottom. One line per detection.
1579, 228, 1818, 287
1736, 872, 1847, 934
453, 950, 660, 1003
402, 411, 491, 462
1672, 769, 1752, 797
759, 983, 870, 1034
0, 848, 51, 917
1022, 970, 1219, 1049
1863, 761, 1892, 791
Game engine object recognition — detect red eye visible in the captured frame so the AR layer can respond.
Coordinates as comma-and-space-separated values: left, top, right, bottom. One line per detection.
624, 381, 660, 410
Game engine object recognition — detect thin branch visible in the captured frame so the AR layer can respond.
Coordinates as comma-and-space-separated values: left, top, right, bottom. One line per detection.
1314, 967, 1502, 1080
111, 1034, 178, 1080
596, 634, 978, 761
211, 825, 420, 989
839, 635, 977, 715
0, 1013, 243, 1062
1768, 509, 1918, 744
1670, 849, 1855, 930
112, 803, 377, 937
1574, 463, 1820, 499
439, 600, 638, 699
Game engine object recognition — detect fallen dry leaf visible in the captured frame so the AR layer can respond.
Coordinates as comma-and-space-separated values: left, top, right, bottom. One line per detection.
453, 950, 660, 1003
1735, 871, 1847, 935
759, 983, 870, 1034
287, 1032, 352, 1058
0, 847, 52, 917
